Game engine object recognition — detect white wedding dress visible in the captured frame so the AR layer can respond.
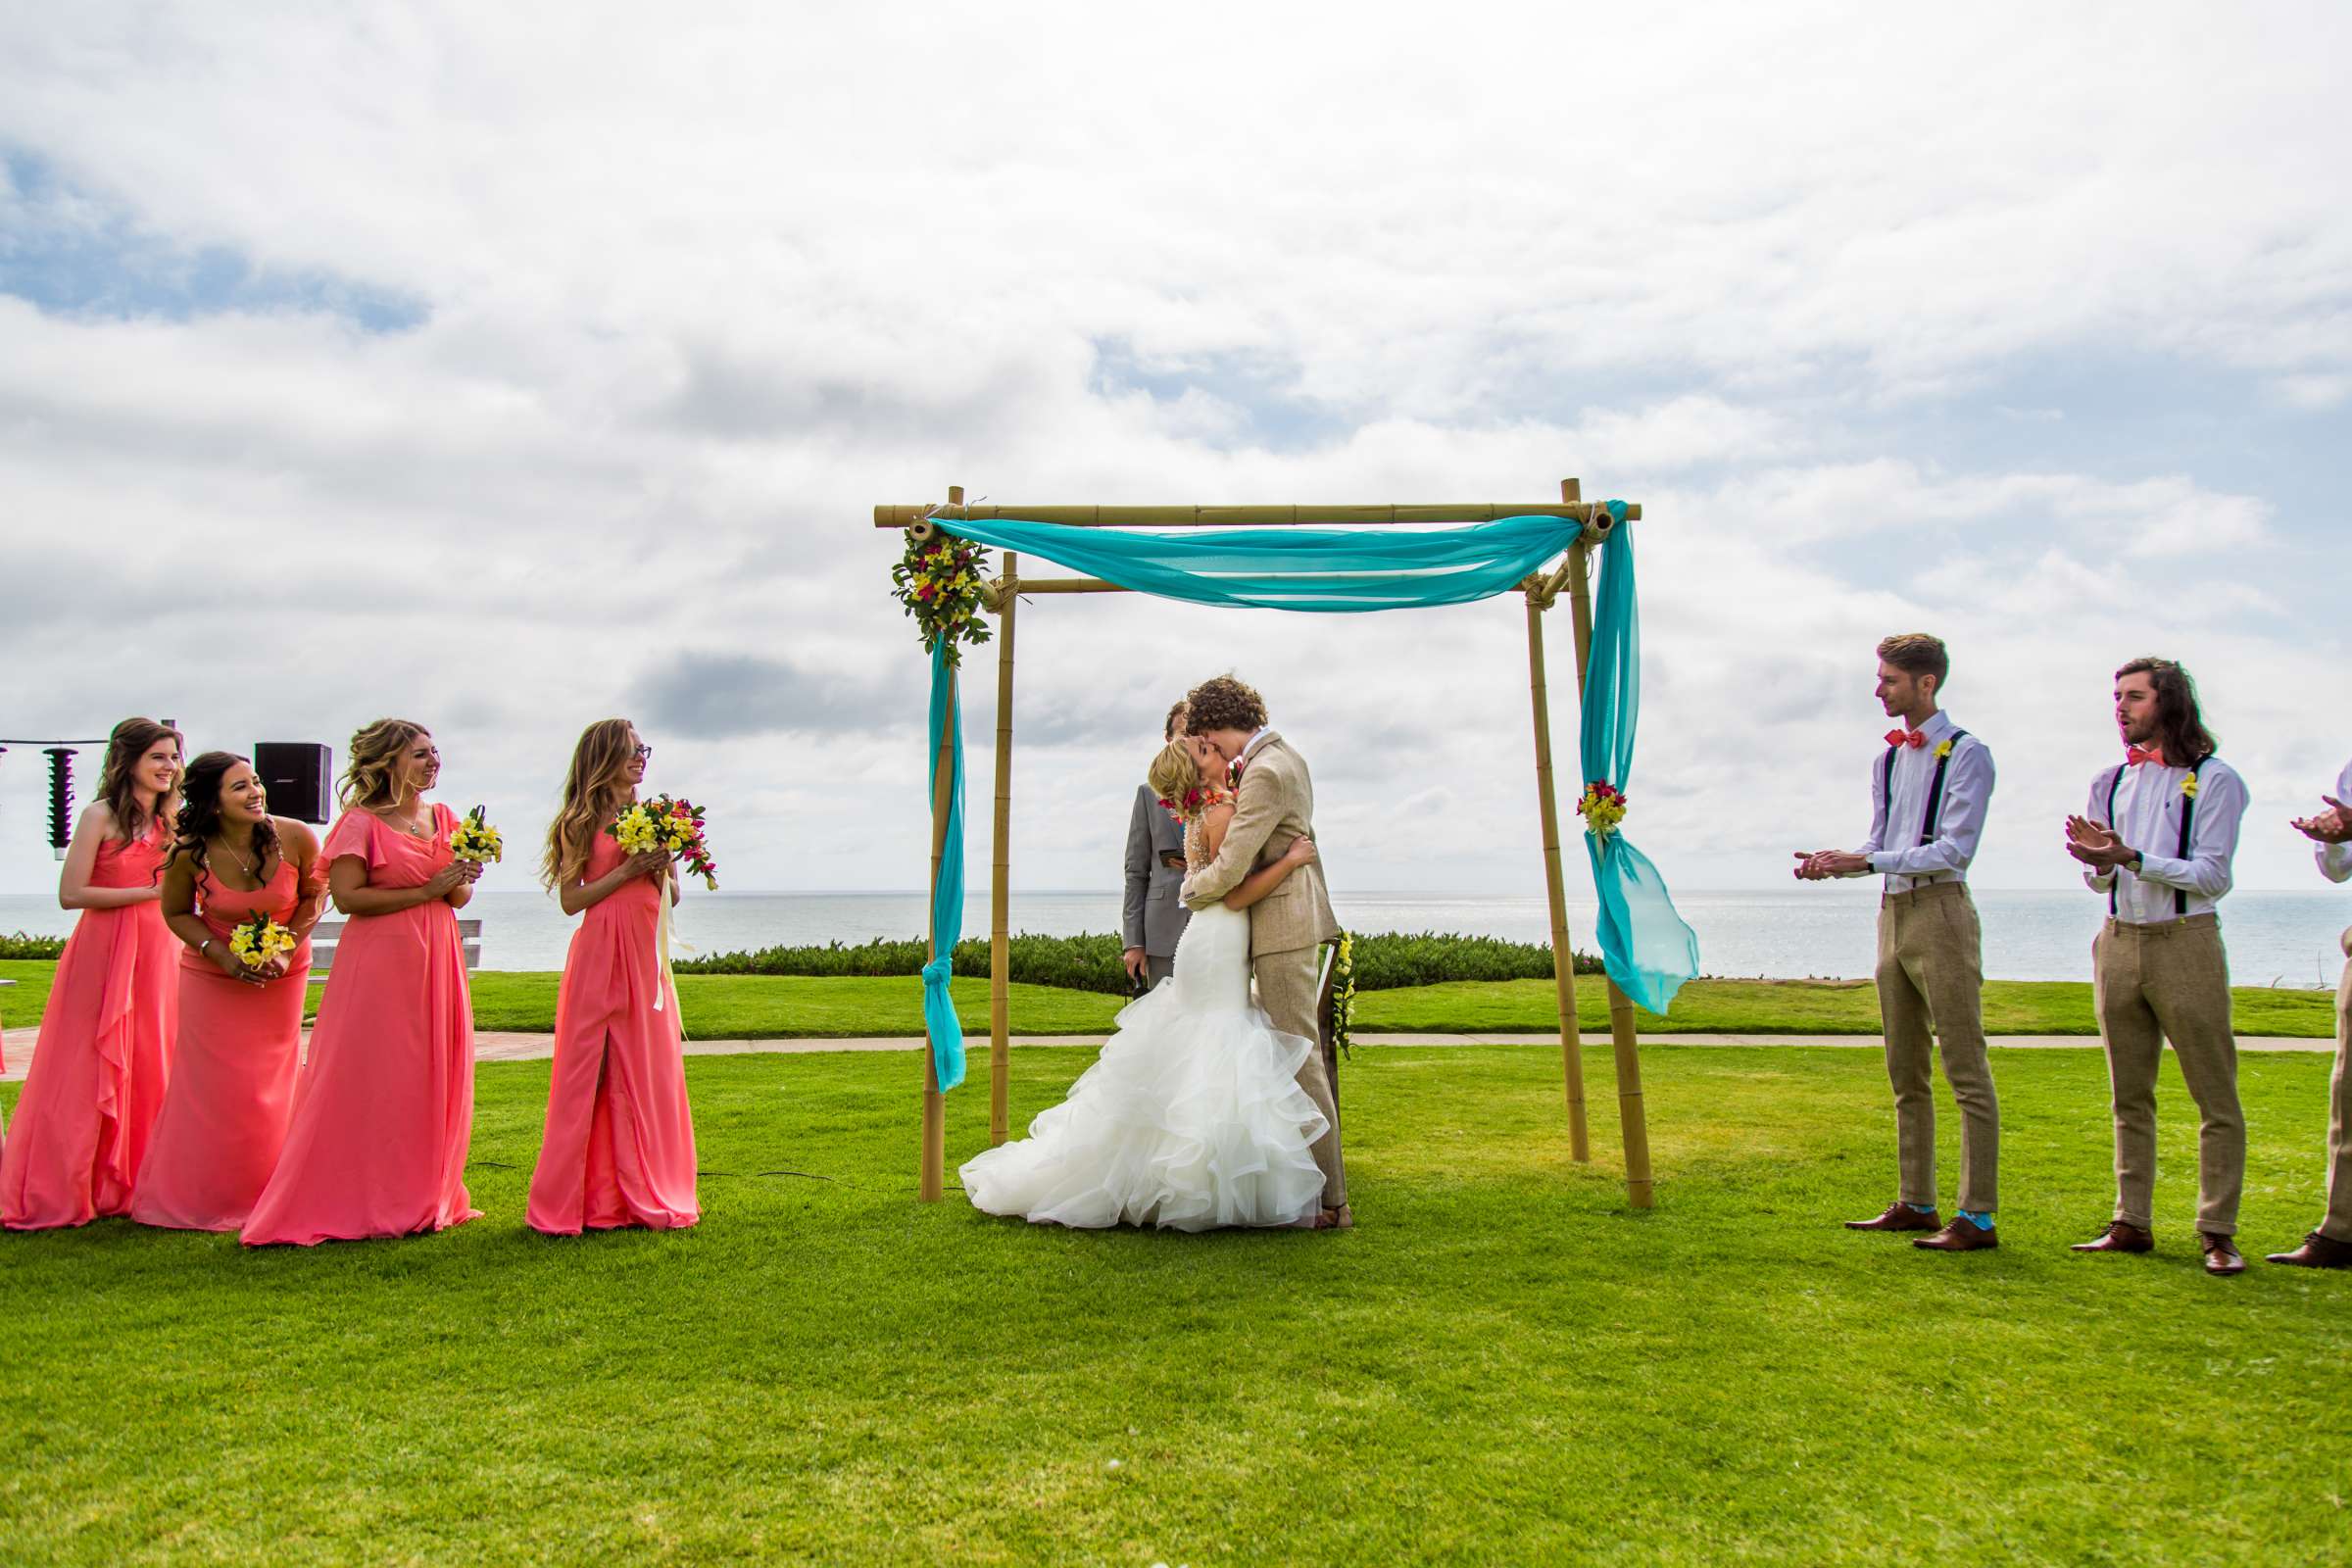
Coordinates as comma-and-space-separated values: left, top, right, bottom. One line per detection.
959, 839, 1330, 1231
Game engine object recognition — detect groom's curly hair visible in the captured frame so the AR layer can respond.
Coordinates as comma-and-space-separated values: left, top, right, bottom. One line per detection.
1183, 675, 1266, 735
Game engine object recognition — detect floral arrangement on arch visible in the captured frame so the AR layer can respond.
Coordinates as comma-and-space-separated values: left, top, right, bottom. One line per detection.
1577, 780, 1627, 842
891, 522, 993, 667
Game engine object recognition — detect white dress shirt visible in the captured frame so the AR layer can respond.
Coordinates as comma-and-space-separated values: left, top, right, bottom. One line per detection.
2082, 754, 2249, 923
2319, 756, 2352, 886
1855, 710, 1994, 892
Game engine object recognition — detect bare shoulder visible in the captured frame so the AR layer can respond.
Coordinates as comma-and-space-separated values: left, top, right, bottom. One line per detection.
78, 800, 119, 834
275, 816, 322, 856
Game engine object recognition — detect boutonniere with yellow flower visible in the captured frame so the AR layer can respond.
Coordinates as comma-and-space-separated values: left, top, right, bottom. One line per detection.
2180, 774, 2200, 800
1935, 739, 1955, 760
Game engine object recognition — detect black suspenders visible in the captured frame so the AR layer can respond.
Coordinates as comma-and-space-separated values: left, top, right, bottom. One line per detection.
1882, 730, 1970, 862
2106, 757, 2208, 917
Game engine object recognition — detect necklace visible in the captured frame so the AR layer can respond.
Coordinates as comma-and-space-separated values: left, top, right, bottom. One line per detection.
380, 800, 429, 838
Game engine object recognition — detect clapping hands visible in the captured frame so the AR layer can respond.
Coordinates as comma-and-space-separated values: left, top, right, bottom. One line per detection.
2290, 796, 2352, 845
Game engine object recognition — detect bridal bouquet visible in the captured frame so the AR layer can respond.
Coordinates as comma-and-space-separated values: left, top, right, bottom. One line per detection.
1576, 781, 1627, 842
448, 806, 504, 864
1326, 930, 1357, 1058
610, 795, 719, 890
226, 909, 297, 971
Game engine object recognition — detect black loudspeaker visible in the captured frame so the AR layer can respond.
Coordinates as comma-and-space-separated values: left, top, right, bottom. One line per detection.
254, 742, 333, 823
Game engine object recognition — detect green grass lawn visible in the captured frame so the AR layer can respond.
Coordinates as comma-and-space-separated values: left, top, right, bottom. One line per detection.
2, 959, 2337, 1041
2, 1043, 2349, 1564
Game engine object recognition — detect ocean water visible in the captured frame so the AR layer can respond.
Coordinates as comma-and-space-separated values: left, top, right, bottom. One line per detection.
4, 887, 2346, 987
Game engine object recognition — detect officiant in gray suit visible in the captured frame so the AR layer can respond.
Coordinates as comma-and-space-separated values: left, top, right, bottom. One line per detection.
1122, 701, 1193, 988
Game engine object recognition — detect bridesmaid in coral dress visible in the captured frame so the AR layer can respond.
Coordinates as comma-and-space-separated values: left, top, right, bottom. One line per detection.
2, 717, 183, 1229
526, 718, 701, 1234
242, 718, 484, 1247
132, 753, 323, 1232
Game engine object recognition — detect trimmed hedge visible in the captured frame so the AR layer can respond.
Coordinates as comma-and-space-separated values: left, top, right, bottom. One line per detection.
0, 931, 66, 960
675, 930, 1601, 996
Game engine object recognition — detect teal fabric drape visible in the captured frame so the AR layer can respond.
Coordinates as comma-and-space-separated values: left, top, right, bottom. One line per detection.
934, 513, 1596, 610
915, 510, 1698, 1082
1577, 505, 1700, 1013
921, 638, 966, 1092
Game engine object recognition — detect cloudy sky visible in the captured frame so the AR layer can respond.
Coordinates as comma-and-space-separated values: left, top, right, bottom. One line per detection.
2, 4, 2346, 905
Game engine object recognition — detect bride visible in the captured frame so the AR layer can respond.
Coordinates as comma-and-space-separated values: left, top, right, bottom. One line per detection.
960, 732, 1331, 1231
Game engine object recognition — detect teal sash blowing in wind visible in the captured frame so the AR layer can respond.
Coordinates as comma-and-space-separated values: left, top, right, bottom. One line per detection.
913, 511, 1698, 1088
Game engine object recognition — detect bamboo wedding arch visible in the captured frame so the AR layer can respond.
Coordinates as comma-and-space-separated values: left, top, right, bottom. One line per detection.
874, 480, 1657, 1209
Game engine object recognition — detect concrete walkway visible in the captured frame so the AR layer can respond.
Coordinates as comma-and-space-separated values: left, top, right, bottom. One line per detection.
3, 1025, 2331, 1082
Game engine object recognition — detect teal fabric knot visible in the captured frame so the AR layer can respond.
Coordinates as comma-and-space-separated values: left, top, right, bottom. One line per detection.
920, 954, 964, 1092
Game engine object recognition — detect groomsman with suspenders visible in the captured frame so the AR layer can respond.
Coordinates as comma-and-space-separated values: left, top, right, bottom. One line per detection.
2271, 755, 2352, 1268
2064, 657, 2252, 1276
1794, 633, 2001, 1253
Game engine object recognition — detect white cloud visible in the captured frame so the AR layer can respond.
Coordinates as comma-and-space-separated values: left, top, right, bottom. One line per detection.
1, 3, 2346, 907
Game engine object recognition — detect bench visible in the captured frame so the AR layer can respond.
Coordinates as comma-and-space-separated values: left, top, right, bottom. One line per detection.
313, 918, 483, 973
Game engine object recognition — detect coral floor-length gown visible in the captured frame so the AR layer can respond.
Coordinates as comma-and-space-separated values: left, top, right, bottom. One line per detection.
1, 822, 178, 1230
242, 805, 481, 1246
131, 858, 317, 1232
526, 835, 700, 1234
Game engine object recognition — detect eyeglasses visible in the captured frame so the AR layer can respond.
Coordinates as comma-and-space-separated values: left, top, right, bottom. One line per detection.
633, 744, 654, 760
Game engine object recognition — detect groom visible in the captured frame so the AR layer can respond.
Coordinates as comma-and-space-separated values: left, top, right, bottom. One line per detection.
1180, 674, 1350, 1228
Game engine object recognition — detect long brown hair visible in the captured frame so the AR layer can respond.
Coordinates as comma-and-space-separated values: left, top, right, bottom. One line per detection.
96, 716, 183, 846
340, 718, 430, 810
541, 717, 639, 890
2117, 656, 2218, 766
168, 751, 280, 901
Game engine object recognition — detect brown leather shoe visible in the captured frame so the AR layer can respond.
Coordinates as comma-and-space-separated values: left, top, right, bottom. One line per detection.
1846, 1201, 1940, 1233
2266, 1231, 2352, 1269
1914, 1218, 1998, 1251
2071, 1220, 2155, 1253
2199, 1232, 2245, 1276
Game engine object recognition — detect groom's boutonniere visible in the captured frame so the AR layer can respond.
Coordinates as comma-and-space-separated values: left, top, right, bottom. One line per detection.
1934, 739, 1955, 760
2180, 773, 2200, 800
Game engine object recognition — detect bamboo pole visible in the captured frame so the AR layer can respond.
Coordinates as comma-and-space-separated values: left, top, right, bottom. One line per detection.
875, 502, 1640, 529
989, 551, 1017, 1146
1562, 505, 1655, 1210
1003, 577, 1123, 594
1526, 478, 1590, 1163
1525, 592, 1591, 1163
921, 484, 963, 1202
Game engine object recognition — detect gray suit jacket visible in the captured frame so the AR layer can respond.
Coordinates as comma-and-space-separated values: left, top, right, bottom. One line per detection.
1123, 784, 1191, 957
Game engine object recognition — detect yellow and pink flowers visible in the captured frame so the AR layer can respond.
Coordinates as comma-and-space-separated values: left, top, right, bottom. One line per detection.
1578, 781, 1628, 841
610, 795, 719, 890
891, 524, 994, 666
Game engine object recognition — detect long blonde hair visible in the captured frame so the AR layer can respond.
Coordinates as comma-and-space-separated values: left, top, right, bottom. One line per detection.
340, 718, 431, 810
541, 717, 638, 889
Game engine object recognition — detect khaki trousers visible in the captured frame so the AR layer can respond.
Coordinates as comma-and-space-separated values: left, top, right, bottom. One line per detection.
2093, 913, 2243, 1236
1254, 944, 1347, 1209
1875, 883, 1999, 1213
2321, 927, 2352, 1245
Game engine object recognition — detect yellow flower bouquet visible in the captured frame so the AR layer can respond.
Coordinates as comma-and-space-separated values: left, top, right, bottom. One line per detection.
448, 805, 503, 864
226, 909, 297, 971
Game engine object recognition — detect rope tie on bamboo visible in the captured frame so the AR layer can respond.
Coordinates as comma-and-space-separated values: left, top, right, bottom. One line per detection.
1522, 571, 1560, 612
978, 574, 1017, 612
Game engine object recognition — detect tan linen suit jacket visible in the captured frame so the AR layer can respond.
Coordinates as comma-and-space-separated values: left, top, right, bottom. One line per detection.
1181, 731, 1340, 956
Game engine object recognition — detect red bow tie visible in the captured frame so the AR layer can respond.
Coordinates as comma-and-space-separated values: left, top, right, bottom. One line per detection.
2126, 745, 2166, 767
1885, 728, 1928, 750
